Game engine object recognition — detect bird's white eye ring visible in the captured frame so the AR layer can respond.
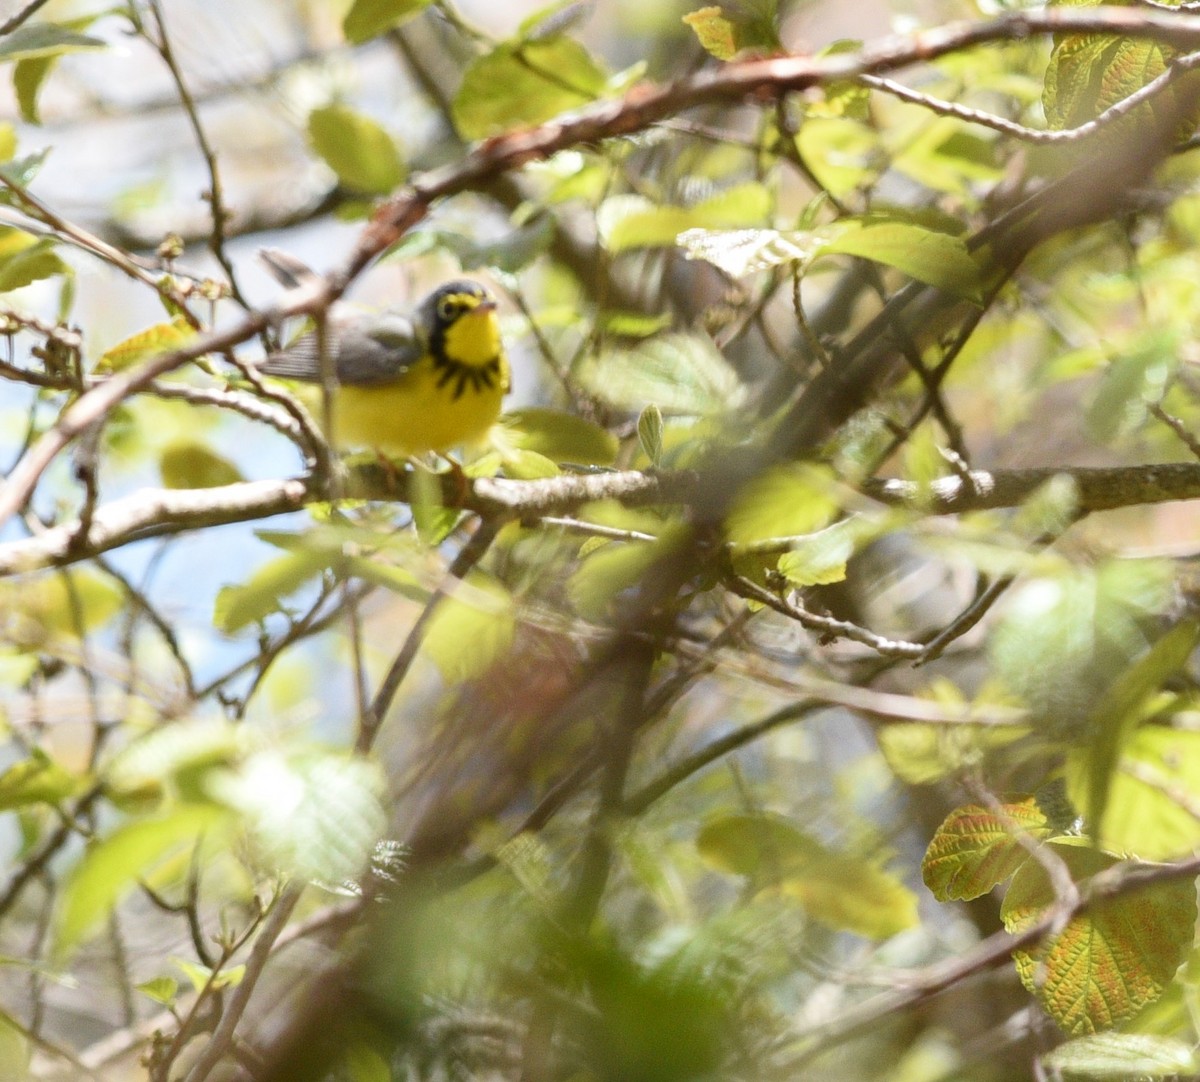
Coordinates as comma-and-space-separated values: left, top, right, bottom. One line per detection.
437, 296, 460, 322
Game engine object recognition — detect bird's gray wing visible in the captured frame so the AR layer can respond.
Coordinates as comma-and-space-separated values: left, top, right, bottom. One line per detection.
258, 313, 426, 386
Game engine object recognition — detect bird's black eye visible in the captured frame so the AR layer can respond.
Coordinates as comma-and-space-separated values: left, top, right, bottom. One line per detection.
437, 295, 460, 322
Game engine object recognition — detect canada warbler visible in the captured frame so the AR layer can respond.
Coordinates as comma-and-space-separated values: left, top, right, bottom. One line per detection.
259, 279, 510, 455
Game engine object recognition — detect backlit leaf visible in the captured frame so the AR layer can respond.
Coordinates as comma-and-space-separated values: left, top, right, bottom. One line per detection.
422, 574, 516, 683
599, 182, 771, 251
343, 0, 434, 43
0, 749, 81, 810
159, 440, 243, 490
578, 333, 744, 416
1001, 840, 1196, 1034
94, 317, 195, 374
214, 548, 341, 633
698, 814, 917, 939
453, 37, 609, 140
308, 104, 405, 195
505, 407, 619, 466
55, 805, 230, 957
682, 7, 737, 61
1042, 1033, 1200, 1079
724, 463, 840, 545
922, 797, 1050, 902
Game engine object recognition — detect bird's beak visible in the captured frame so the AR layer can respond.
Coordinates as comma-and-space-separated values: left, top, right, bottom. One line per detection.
472, 299, 498, 314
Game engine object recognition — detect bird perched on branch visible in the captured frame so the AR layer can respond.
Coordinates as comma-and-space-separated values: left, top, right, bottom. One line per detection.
257, 251, 510, 455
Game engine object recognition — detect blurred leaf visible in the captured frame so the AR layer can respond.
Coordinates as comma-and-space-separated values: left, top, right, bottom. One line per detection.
501, 448, 560, 479
0, 149, 48, 190
878, 715, 1028, 784
173, 957, 244, 992
922, 797, 1050, 902
343, 0, 434, 43
308, 104, 405, 195
682, 7, 738, 60
637, 404, 663, 467
775, 515, 889, 588
569, 528, 686, 621
601, 311, 672, 337
0, 749, 82, 810
698, 814, 917, 938
136, 977, 179, 1006
1080, 621, 1199, 846
599, 182, 771, 251
796, 117, 881, 197
1065, 724, 1200, 860
1001, 840, 1196, 1034
208, 751, 385, 884
55, 805, 230, 957
0, 230, 68, 294
991, 560, 1174, 730
105, 718, 243, 806
578, 332, 744, 415
679, 217, 980, 298
10, 15, 99, 124
422, 573, 516, 683
1087, 332, 1176, 443
725, 463, 840, 545
453, 36, 609, 140
0, 124, 15, 162
0, 22, 105, 62
505, 407, 619, 466
159, 440, 243, 490
93, 317, 195, 374
409, 463, 461, 546
214, 548, 340, 633
1042, 1033, 1200, 1079
0, 569, 123, 647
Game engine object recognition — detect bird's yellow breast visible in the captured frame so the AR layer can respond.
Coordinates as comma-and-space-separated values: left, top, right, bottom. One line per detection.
328, 354, 508, 455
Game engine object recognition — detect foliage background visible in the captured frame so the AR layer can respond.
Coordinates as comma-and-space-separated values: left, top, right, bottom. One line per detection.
5, 0, 1200, 1080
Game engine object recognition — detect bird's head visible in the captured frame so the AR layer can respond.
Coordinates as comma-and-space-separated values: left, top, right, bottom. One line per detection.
423, 280, 502, 368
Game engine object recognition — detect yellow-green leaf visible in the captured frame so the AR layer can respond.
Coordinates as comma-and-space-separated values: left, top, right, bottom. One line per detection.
343, 0, 434, 43
452, 37, 609, 140
308, 104, 405, 195
599, 183, 771, 252
55, 805, 230, 957
724, 463, 840, 545
1001, 840, 1197, 1034
698, 814, 917, 939
159, 440, 243, 490
214, 549, 340, 633
422, 574, 516, 683
1042, 1033, 1200, 1079
922, 797, 1051, 902
682, 7, 737, 61
0, 749, 82, 810
0, 23, 105, 62
505, 407, 618, 466
94, 317, 195, 374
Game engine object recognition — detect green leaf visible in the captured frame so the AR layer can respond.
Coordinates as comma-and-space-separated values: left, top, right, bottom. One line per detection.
724, 464, 840, 545
922, 797, 1050, 902
0, 23, 106, 62
0, 229, 68, 294
796, 117, 881, 197
104, 718, 243, 806
569, 528, 686, 621
421, 573, 516, 683
679, 218, 980, 299
307, 104, 405, 195
214, 548, 341, 633
0, 749, 82, 810
637, 405, 663, 468
136, 977, 179, 1006
159, 440, 243, 490
0, 569, 123, 647
208, 750, 385, 884
1087, 332, 1176, 443
578, 333, 745, 416
1001, 840, 1197, 1034
55, 805, 230, 957
820, 221, 981, 300
93, 317, 196, 374
343, 0, 434, 43
877, 715, 1028, 785
505, 407, 619, 466
775, 515, 887, 588
698, 814, 918, 939
1042, 1033, 1200, 1079
682, 7, 738, 61
990, 560, 1174, 731
1080, 621, 1199, 846
14, 57, 53, 125
1065, 724, 1200, 860
173, 957, 244, 992
452, 36, 609, 140
599, 182, 771, 252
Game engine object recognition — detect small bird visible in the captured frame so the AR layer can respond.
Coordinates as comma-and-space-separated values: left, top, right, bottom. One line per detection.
258, 276, 510, 455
